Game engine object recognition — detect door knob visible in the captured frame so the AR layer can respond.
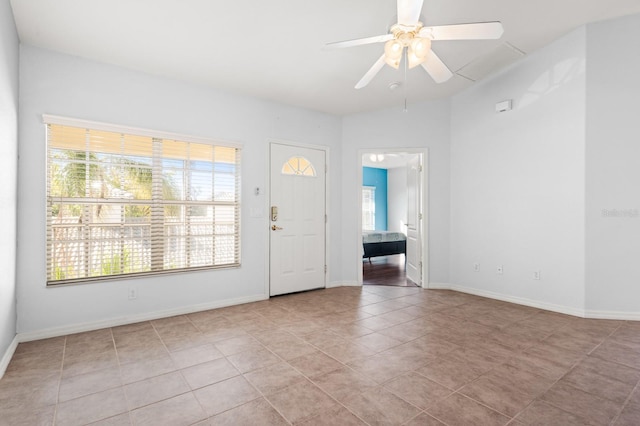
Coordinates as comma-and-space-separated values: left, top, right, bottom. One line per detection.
271, 225, 283, 231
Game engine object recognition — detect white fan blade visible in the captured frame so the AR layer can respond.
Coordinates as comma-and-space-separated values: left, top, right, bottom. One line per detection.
420, 22, 504, 41
324, 34, 393, 50
355, 55, 386, 89
420, 50, 453, 83
397, 0, 424, 25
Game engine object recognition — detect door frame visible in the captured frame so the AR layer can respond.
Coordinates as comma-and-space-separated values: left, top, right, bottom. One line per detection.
357, 148, 429, 288
266, 139, 331, 297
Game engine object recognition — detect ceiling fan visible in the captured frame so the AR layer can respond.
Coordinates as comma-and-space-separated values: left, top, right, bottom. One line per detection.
325, 0, 504, 89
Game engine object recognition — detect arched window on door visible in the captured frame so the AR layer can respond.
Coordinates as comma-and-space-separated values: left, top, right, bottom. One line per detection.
281, 156, 316, 177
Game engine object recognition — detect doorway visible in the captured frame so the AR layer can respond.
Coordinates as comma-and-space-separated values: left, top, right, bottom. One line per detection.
358, 149, 428, 288
269, 142, 327, 296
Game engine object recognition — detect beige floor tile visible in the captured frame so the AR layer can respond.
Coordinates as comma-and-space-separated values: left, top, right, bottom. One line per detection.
353, 332, 403, 352
377, 321, 430, 342
592, 340, 640, 369
459, 375, 536, 417
426, 393, 510, 426
213, 335, 264, 356
194, 376, 260, 416
116, 342, 169, 365
404, 412, 447, 426
342, 386, 421, 426
58, 366, 123, 402
573, 355, 640, 385
348, 353, 413, 384
320, 342, 376, 364
55, 387, 128, 426
4, 288, 640, 425
226, 347, 280, 373
561, 367, 636, 404
311, 366, 377, 401
63, 350, 120, 379
7, 350, 63, 376
208, 397, 288, 426
297, 405, 368, 426
124, 371, 190, 409
384, 373, 452, 410
265, 336, 318, 360
266, 380, 339, 423
416, 356, 488, 390
0, 371, 60, 409
0, 403, 56, 426
170, 343, 224, 369
90, 412, 132, 425
614, 401, 640, 426
181, 357, 239, 389
301, 330, 349, 350
243, 362, 305, 395
541, 381, 623, 425
130, 392, 207, 426
13, 336, 65, 357
119, 354, 177, 385
515, 400, 597, 426
288, 350, 343, 379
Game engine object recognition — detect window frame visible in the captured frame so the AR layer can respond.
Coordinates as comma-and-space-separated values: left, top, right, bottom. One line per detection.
362, 186, 376, 231
44, 115, 242, 286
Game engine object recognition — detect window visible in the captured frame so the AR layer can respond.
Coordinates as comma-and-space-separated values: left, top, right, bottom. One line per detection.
281, 156, 316, 176
362, 186, 376, 231
45, 116, 241, 285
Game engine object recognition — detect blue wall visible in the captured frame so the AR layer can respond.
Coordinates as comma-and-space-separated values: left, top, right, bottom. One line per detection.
363, 167, 387, 231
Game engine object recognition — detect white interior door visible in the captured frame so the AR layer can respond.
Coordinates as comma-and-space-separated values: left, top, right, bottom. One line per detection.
269, 143, 326, 296
406, 155, 422, 285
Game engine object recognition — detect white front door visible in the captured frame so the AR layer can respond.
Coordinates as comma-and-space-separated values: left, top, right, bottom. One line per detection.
269, 143, 326, 296
406, 155, 422, 285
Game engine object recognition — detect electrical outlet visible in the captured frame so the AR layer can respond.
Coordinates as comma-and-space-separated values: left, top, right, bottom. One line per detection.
533, 270, 541, 280
128, 287, 138, 300
496, 265, 503, 275
473, 263, 480, 272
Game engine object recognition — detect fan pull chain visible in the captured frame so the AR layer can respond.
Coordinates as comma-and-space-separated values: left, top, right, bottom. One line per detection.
403, 50, 408, 112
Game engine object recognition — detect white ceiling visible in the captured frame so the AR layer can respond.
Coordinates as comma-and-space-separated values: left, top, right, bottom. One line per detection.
9, 0, 640, 116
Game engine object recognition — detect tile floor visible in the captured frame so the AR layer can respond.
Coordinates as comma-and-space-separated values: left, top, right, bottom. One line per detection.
1, 286, 639, 426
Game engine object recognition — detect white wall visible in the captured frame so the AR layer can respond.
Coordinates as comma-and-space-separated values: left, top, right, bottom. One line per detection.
387, 167, 407, 233
342, 101, 451, 285
17, 45, 343, 335
585, 14, 640, 315
449, 28, 587, 314
0, 0, 19, 362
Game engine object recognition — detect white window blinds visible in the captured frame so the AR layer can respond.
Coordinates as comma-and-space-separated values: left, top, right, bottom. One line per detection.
45, 117, 241, 285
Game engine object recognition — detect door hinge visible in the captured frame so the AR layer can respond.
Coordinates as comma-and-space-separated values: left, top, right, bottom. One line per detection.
325, 164, 328, 173
324, 265, 327, 273
325, 214, 327, 223
418, 165, 423, 172
419, 213, 423, 220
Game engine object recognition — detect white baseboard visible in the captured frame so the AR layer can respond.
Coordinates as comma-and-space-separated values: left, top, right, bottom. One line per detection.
434, 283, 640, 321
328, 281, 360, 288
447, 283, 587, 318
0, 335, 18, 380
584, 310, 640, 321
17, 294, 268, 343
426, 282, 451, 290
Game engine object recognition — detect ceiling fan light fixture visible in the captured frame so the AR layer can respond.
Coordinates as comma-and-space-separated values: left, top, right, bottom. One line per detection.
407, 37, 430, 68
412, 37, 431, 58
384, 39, 403, 69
